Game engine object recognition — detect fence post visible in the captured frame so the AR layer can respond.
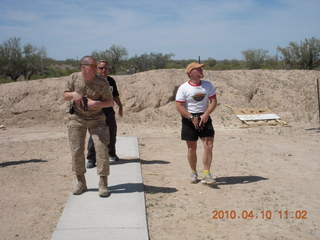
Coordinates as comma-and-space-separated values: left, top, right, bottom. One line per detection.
317, 79, 320, 125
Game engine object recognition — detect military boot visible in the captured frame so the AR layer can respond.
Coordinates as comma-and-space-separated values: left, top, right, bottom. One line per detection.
73, 175, 87, 195
99, 176, 109, 197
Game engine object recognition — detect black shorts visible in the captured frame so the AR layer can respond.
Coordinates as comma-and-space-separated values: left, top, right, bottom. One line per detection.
181, 114, 215, 141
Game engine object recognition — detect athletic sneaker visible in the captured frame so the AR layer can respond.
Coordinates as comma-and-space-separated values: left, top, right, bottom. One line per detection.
201, 173, 216, 185
190, 172, 198, 183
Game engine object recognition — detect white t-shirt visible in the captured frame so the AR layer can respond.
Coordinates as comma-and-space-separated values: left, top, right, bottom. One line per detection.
175, 80, 216, 113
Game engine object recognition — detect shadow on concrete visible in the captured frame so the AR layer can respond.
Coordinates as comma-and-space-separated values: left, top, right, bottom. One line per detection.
0, 159, 47, 168
87, 183, 177, 195
111, 158, 170, 165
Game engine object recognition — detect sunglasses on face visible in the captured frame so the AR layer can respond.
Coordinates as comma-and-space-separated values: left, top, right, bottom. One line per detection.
82, 63, 97, 68
97, 67, 108, 70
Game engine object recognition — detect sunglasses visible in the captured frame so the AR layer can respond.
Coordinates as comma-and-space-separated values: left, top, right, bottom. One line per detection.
98, 67, 108, 70
82, 63, 97, 68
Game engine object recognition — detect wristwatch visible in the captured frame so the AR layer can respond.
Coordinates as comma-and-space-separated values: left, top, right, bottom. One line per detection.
189, 115, 194, 120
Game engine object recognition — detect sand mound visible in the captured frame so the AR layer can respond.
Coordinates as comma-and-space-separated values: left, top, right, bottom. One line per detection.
1, 69, 319, 127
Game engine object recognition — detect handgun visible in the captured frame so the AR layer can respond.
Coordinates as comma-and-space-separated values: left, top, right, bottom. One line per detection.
82, 96, 88, 111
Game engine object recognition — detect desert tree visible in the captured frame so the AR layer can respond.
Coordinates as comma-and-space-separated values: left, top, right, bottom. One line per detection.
92, 45, 128, 74
22, 44, 48, 80
277, 37, 320, 69
0, 37, 24, 80
150, 52, 174, 69
241, 48, 269, 69
204, 58, 217, 69
0, 37, 48, 81
130, 53, 152, 72
129, 52, 174, 73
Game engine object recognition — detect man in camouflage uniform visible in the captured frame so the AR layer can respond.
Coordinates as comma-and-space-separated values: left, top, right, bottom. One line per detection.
63, 56, 113, 197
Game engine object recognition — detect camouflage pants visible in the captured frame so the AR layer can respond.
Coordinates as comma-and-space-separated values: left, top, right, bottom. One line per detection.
67, 115, 110, 176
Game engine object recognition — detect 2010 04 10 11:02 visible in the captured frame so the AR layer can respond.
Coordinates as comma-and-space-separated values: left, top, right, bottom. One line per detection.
211, 210, 308, 220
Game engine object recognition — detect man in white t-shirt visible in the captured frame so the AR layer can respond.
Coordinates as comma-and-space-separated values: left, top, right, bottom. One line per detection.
175, 62, 218, 184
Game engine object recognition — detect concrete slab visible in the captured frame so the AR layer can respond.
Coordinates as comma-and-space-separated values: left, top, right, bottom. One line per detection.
51, 137, 149, 240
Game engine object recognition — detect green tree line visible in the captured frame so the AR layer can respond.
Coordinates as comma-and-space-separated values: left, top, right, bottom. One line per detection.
1, 36, 319, 83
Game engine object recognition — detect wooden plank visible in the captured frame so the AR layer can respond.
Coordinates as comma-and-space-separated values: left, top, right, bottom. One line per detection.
236, 114, 280, 121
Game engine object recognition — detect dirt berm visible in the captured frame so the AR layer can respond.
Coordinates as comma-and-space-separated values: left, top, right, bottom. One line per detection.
1, 69, 319, 127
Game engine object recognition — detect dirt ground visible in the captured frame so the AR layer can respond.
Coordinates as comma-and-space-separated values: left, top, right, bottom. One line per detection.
0, 69, 320, 239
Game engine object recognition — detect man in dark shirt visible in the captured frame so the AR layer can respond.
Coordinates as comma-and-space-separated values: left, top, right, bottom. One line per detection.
87, 60, 123, 168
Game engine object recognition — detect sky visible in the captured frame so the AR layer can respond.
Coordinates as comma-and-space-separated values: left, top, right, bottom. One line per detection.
0, 0, 319, 61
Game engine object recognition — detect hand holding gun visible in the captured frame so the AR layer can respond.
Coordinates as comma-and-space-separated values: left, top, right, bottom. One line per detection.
81, 96, 88, 111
